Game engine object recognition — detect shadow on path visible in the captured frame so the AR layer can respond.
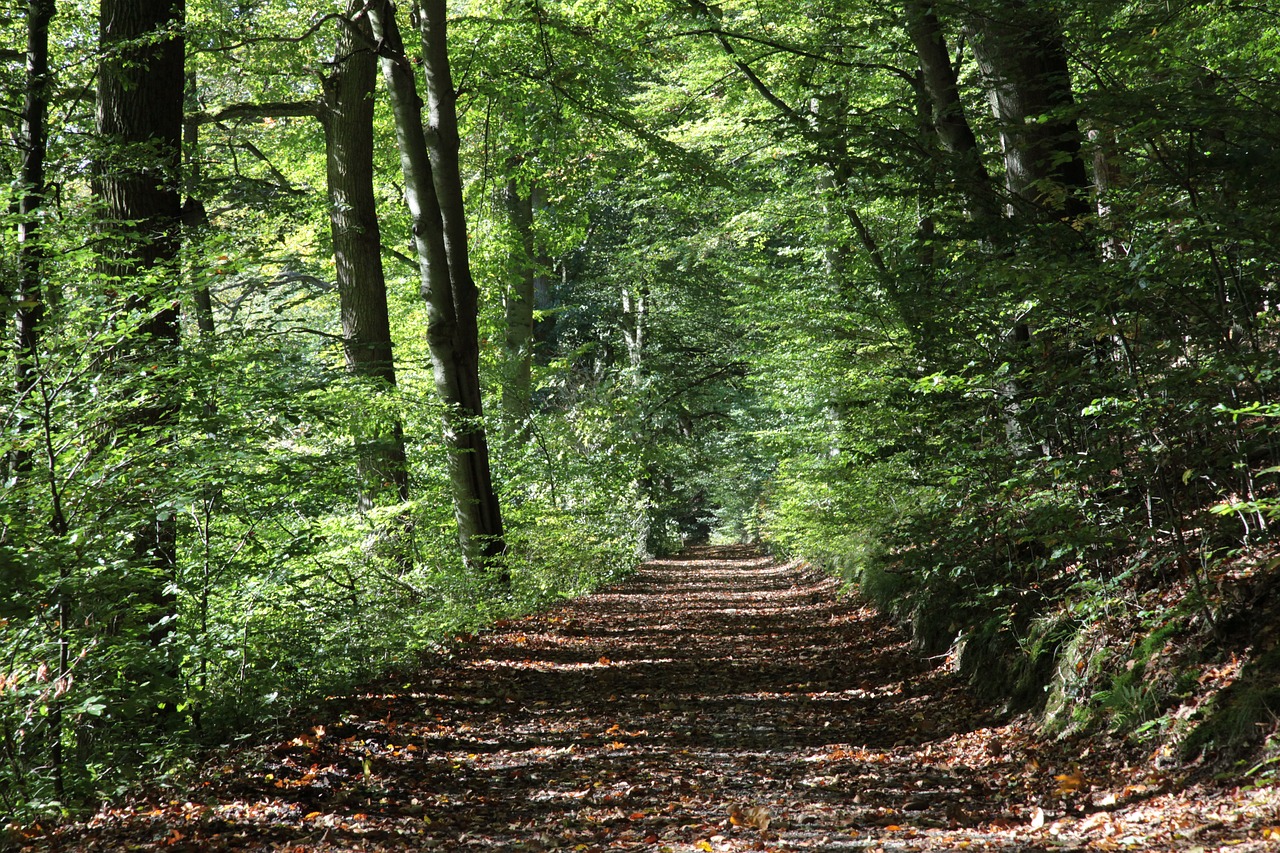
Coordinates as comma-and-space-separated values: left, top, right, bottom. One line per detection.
34, 546, 1276, 852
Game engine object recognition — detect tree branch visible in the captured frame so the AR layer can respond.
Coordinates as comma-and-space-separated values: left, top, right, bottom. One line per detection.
193, 101, 321, 125
530, 73, 733, 188
643, 363, 747, 422
265, 326, 347, 341
845, 205, 888, 275
382, 245, 420, 270
667, 28, 915, 85
195, 13, 348, 54
233, 140, 306, 193
684, 0, 804, 123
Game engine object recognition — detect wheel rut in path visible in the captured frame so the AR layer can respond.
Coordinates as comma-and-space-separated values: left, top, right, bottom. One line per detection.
41, 546, 1280, 851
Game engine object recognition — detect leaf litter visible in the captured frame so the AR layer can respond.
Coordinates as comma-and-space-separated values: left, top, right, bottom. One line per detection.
22, 545, 1280, 851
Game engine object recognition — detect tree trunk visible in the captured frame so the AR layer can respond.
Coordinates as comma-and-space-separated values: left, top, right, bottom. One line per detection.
182, 70, 216, 337
965, 0, 1089, 222
367, 0, 506, 574
322, 3, 410, 511
97, 0, 185, 665
12, 0, 56, 478
530, 186, 556, 348
904, 0, 1000, 225
414, 0, 505, 560
964, 0, 1092, 458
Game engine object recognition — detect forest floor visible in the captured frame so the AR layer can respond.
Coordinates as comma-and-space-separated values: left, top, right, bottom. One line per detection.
25, 546, 1280, 852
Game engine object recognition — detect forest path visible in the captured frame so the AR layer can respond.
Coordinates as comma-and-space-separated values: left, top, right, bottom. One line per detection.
40, 547, 1278, 851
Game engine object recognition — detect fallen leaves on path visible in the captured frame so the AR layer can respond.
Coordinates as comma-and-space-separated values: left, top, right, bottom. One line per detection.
21, 546, 1280, 851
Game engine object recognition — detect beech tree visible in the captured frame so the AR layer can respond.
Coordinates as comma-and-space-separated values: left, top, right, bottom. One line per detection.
96, 0, 185, 671
11, 0, 55, 479
321, 3, 409, 510
191, 4, 411, 512
367, 0, 506, 573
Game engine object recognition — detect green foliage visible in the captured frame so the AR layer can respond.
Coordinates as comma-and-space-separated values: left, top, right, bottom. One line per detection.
4, 0, 1280, 820
651, 0, 1280, 761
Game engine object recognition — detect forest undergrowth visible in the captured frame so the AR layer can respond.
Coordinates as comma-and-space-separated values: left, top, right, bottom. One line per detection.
16, 547, 1280, 852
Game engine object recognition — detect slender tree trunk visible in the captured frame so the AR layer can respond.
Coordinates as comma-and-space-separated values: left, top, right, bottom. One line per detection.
1089, 122, 1126, 260
12, 0, 56, 478
182, 70, 216, 337
367, 0, 506, 573
13, 0, 61, 791
323, 3, 410, 510
620, 286, 646, 371
415, 0, 505, 560
97, 0, 185, 671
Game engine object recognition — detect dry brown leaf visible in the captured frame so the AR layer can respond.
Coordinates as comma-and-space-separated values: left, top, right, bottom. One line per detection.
729, 803, 772, 831
1054, 770, 1087, 796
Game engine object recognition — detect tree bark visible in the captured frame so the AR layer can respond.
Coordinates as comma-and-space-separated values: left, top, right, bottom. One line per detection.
965, 0, 1090, 222
367, 0, 506, 574
904, 0, 1000, 225
97, 0, 185, 674
322, 3, 410, 511
11, 0, 56, 478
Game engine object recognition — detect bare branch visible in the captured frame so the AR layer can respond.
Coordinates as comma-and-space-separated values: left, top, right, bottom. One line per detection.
195, 12, 346, 54
382, 245, 419, 271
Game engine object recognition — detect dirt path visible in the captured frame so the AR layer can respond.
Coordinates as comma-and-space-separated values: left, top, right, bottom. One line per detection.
32, 547, 1280, 851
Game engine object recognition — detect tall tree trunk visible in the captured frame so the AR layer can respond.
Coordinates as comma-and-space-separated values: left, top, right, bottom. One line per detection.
322, 3, 410, 511
97, 0, 185, 671
965, 0, 1089, 222
964, 0, 1092, 457
13, 0, 61, 796
367, 0, 506, 573
904, 0, 1000, 225
12, 0, 56, 478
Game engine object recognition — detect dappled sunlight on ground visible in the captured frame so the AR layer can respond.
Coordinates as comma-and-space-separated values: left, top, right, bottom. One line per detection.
30, 545, 1280, 851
